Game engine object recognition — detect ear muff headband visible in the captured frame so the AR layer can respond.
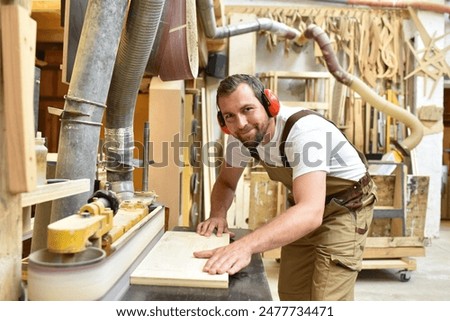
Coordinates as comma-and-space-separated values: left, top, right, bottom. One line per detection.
217, 111, 231, 134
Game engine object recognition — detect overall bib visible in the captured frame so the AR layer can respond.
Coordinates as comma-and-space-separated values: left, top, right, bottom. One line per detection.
256, 110, 377, 300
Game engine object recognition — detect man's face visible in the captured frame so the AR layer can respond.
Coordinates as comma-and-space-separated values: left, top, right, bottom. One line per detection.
218, 83, 271, 148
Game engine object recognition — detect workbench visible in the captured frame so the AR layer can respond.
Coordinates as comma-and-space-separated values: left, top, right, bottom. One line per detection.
120, 228, 273, 301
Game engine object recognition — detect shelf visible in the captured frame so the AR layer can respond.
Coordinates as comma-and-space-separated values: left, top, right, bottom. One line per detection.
20, 178, 91, 207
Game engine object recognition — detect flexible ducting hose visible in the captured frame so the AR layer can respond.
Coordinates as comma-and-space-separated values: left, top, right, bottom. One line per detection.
50, 0, 129, 223
300, 24, 424, 153
104, 0, 166, 200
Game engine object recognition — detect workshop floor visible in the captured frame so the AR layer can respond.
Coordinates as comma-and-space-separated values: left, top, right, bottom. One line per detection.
263, 219, 450, 301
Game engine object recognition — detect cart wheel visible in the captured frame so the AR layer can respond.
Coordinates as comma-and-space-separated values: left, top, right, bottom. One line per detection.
399, 270, 411, 282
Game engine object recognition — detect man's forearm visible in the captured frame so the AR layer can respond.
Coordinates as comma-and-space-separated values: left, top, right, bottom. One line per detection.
209, 182, 236, 218
239, 204, 323, 254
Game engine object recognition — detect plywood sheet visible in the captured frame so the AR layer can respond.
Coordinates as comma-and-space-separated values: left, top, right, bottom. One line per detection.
130, 231, 230, 288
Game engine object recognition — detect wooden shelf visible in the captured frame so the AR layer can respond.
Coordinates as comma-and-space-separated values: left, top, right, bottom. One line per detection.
362, 257, 416, 271
20, 178, 91, 207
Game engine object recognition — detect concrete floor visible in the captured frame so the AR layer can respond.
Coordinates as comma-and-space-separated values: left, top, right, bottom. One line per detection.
263, 220, 450, 301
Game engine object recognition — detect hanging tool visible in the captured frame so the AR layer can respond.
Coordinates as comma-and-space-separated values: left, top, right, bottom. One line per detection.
297, 23, 424, 165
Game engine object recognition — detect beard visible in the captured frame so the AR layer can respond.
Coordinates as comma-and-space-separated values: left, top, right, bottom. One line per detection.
236, 125, 266, 149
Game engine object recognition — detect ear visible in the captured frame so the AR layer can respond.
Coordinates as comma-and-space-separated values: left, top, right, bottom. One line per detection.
217, 111, 231, 134
263, 88, 280, 117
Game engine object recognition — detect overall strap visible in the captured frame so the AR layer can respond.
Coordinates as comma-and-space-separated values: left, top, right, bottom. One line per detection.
279, 110, 319, 167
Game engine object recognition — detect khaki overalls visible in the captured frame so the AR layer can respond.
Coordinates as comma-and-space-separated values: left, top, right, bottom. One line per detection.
257, 110, 377, 301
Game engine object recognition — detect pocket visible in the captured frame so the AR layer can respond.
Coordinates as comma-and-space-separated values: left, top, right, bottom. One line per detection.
331, 254, 361, 271
355, 194, 375, 235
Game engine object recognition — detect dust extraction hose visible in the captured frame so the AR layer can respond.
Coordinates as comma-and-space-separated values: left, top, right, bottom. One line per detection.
299, 24, 424, 153
104, 0, 166, 200
50, 0, 129, 223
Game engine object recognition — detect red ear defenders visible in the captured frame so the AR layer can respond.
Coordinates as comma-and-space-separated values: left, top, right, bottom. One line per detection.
217, 88, 280, 134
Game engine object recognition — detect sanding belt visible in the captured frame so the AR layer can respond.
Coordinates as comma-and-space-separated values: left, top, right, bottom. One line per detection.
156, 0, 198, 81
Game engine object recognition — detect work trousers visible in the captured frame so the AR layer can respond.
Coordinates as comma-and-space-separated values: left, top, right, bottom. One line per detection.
278, 175, 377, 301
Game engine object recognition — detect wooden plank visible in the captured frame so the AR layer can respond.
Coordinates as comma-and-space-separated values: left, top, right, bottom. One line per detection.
201, 87, 212, 220
1, 5, 37, 193
259, 71, 331, 79
363, 246, 425, 259
365, 236, 424, 248
281, 101, 329, 109
344, 94, 354, 143
248, 172, 279, 230
61, 0, 88, 84
20, 178, 91, 207
32, 0, 60, 12
353, 95, 364, 151
130, 231, 229, 288
362, 257, 416, 270
405, 175, 429, 238
148, 78, 184, 230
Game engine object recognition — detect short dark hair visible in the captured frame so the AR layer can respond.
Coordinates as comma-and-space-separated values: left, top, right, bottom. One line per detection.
216, 74, 265, 108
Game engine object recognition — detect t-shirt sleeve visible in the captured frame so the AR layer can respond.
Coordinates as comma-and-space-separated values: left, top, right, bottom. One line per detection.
284, 117, 330, 179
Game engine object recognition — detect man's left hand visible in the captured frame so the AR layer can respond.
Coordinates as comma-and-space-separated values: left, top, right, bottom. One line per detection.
193, 242, 252, 275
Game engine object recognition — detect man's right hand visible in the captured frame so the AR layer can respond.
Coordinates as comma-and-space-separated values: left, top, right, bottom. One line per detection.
196, 217, 235, 238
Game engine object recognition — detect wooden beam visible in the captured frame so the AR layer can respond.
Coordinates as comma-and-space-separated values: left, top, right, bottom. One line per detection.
363, 246, 425, 259
365, 236, 424, 248
1, 4, 37, 193
32, 0, 60, 13
362, 257, 416, 270
20, 178, 91, 207
31, 2, 63, 43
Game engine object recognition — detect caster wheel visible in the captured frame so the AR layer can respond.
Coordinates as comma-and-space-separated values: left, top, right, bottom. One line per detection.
399, 271, 411, 282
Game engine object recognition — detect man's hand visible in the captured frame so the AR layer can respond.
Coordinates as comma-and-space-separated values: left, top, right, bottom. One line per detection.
193, 241, 251, 275
196, 217, 235, 238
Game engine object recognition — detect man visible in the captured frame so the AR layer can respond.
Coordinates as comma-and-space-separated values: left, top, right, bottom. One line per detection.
194, 74, 377, 300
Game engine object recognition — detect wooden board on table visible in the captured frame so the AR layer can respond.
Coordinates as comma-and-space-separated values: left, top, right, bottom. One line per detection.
130, 231, 230, 288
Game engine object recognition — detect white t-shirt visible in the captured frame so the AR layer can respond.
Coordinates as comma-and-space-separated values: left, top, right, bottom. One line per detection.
225, 107, 367, 181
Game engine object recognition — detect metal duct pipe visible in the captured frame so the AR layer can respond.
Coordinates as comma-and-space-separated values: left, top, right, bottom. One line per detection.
50, 0, 128, 223
197, 0, 302, 42
301, 24, 424, 153
104, 0, 166, 200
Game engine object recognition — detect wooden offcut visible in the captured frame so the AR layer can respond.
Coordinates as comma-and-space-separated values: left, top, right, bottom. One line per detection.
362, 175, 429, 272
248, 171, 279, 230
1, 5, 37, 193
130, 231, 230, 288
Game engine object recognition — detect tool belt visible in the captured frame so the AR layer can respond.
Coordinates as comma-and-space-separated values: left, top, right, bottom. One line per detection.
325, 172, 372, 211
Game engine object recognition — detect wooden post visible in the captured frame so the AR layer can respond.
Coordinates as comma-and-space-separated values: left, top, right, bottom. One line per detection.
1, 4, 37, 193
0, 0, 32, 301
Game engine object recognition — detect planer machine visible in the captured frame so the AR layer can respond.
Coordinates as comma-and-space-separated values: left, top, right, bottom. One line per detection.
27, 189, 165, 301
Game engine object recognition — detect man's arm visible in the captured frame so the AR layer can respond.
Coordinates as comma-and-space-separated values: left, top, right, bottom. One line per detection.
196, 162, 245, 237
194, 170, 327, 275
